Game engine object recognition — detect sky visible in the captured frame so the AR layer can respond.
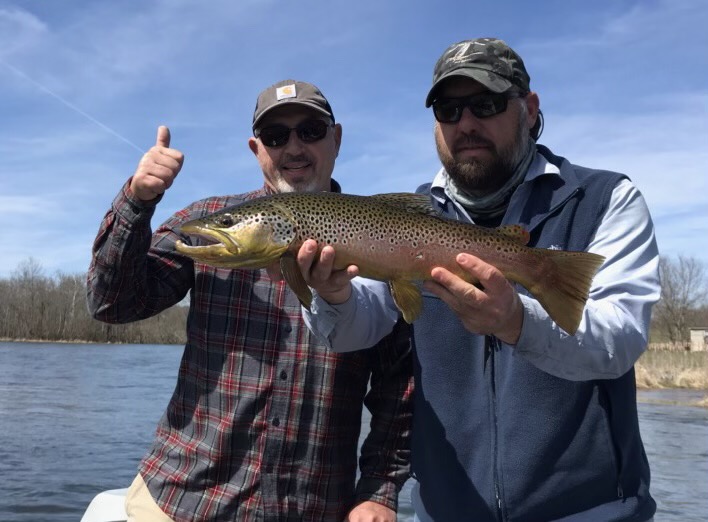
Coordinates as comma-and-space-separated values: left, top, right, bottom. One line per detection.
0, 0, 706, 279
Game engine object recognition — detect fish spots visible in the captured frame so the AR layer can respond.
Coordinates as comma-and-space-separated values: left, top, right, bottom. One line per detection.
209, 194, 532, 272
178, 191, 602, 333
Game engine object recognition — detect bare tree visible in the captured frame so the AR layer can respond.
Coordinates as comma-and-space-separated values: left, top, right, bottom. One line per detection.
1, 258, 187, 344
654, 255, 708, 345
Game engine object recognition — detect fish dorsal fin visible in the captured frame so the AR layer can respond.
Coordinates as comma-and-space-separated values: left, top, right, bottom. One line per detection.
371, 193, 439, 217
495, 224, 530, 245
280, 253, 313, 310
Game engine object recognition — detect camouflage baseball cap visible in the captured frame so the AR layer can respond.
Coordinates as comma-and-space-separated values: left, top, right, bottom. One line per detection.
425, 38, 531, 107
252, 79, 335, 132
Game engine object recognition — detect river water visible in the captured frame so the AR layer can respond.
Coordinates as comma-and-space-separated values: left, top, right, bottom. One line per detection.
0, 342, 706, 521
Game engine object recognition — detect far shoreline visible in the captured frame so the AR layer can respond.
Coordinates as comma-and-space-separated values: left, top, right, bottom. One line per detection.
0, 338, 182, 346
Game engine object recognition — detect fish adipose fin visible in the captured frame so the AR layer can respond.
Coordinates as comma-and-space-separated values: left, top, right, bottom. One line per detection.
280, 253, 313, 310
389, 280, 423, 323
525, 250, 605, 335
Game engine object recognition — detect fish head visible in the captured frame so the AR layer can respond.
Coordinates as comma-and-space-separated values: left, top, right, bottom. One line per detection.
175, 202, 296, 269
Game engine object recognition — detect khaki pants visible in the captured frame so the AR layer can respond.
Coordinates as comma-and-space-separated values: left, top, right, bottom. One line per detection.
125, 473, 174, 522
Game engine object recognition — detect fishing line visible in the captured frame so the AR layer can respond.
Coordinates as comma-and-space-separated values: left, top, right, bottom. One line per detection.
1, 59, 145, 153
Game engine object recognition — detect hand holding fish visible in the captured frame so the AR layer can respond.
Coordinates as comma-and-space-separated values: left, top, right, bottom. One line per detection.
345, 500, 396, 522
129, 126, 185, 202
296, 239, 359, 305
424, 253, 524, 345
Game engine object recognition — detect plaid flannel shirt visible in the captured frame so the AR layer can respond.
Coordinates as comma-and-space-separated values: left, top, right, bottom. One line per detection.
87, 180, 413, 522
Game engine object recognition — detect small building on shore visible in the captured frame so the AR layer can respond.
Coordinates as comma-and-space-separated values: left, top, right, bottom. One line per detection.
689, 327, 708, 352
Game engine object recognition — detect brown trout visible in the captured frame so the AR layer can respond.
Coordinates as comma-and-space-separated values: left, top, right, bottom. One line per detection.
174, 192, 605, 334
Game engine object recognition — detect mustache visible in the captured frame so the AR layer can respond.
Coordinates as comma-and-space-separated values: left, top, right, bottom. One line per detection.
452, 134, 495, 154
280, 153, 313, 165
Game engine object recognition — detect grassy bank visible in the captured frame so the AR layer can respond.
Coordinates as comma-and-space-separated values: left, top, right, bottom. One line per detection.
635, 349, 708, 407
635, 349, 707, 389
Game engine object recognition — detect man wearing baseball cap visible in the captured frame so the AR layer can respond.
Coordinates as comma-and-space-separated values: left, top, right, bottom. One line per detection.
87, 79, 413, 521
300, 38, 660, 521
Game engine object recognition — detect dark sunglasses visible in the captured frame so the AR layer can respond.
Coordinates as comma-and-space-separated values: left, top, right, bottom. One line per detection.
255, 119, 334, 148
432, 92, 525, 124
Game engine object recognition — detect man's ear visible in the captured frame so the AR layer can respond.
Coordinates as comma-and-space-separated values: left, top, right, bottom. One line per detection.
248, 136, 259, 156
526, 92, 540, 129
333, 123, 343, 156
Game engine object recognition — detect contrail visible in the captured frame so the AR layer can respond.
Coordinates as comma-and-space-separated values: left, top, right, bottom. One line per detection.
1, 59, 145, 153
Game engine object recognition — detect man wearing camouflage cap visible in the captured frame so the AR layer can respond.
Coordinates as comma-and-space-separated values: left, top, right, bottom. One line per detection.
88, 79, 414, 521
300, 39, 659, 521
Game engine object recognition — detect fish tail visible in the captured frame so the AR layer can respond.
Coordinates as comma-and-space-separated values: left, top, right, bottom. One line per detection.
526, 250, 605, 335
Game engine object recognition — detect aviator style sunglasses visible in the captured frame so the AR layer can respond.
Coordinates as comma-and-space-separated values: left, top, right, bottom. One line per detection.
432, 92, 525, 124
255, 119, 334, 148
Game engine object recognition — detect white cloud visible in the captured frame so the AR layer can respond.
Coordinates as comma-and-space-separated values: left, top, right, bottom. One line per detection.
544, 94, 708, 210
0, 7, 47, 58
0, 194, 64, 215
603, 0, 705, 38
542, 95, 708, 263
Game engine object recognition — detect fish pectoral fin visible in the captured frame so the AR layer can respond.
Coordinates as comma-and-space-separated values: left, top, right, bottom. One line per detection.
388, 280, 423, 324
495, 224, 531, 245
280, 253, 313, 310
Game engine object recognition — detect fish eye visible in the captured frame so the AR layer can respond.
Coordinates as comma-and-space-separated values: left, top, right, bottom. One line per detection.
217, 214, 234, 227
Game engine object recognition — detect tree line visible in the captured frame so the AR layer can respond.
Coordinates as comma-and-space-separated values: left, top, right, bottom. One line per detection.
0, 256, 706, 346
0, 258, 187, 345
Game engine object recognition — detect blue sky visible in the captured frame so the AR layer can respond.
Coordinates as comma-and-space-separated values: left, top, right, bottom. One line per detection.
1, 0, 706, 278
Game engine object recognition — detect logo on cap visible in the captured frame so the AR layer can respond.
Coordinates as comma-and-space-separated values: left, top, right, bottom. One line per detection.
446, 42, 485, 66
276, 84, 297, 100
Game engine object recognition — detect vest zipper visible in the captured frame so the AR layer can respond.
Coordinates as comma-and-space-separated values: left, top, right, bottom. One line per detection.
487, 335, 504, 522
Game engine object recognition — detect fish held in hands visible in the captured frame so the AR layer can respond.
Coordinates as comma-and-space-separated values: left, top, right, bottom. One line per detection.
175, 192, 604, 334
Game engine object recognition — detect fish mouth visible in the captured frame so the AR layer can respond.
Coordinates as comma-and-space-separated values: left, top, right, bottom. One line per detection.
175, 223, 241, 260
176, 219, 291, 270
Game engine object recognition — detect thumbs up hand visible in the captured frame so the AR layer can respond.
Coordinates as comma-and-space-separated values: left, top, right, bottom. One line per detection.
129, 126, 185, 202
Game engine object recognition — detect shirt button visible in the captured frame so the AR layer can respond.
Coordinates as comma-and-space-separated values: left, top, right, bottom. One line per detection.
280, 370, 288, 380
272, 417, 280, 427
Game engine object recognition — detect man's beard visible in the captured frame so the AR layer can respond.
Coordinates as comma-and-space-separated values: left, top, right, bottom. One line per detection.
273, 176, 321, 194
436, 110, 530, 196
272, 153, 322, 193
